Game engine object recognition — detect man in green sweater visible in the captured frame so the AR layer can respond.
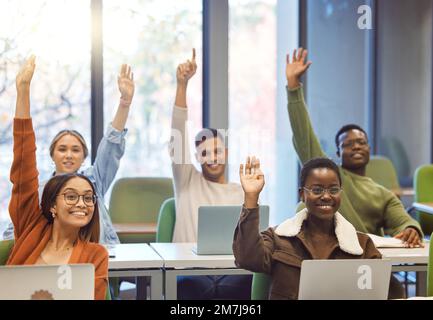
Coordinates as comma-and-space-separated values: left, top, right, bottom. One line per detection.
286, 48, 423, 248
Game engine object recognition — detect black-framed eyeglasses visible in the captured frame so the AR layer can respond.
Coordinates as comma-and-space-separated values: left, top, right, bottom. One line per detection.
303, 186, 342, 196
60, 192, 97, 206
340, 138, 368, 149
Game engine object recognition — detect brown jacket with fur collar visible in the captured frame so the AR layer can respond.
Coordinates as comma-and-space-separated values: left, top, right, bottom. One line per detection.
233, 206, 382, 300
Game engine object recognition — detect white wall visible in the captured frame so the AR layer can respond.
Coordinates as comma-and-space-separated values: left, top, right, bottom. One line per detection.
378, 0, 432, 179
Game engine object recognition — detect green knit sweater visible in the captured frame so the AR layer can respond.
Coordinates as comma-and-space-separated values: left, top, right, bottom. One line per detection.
287, 86, 422, 237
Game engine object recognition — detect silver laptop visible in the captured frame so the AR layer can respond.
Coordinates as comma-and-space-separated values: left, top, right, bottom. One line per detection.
0, 264, 95, 300
298, 259, 392, 300
193, 205, 270, 255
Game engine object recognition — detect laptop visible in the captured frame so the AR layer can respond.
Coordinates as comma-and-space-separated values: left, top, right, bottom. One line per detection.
192, 205, 270, 255
298, 259, 392, 300
0, 264, 95, 300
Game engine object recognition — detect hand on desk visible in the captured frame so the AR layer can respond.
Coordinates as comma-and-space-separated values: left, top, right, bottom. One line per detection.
394, 227, 424, 248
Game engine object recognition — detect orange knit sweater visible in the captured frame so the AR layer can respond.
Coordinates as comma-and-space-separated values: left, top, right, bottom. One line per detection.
6, 118, 108, 300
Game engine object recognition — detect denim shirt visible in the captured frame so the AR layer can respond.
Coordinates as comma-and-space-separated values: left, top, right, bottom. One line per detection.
3, 124, 126, 244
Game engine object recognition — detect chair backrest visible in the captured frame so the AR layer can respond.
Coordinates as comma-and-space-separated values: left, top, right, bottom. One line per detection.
380, 137, 411, 179
105, 286, 112, 300
365, 155, 401, 191
414, 165, 433, 235
251, 272, 271, 300
0, 240, 14, 266
109, 177, 174, 243
428, 231, 433, 296
156, 198, 176, 243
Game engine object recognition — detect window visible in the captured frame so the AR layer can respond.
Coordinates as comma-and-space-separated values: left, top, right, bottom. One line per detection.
0, 0, 91, 226
103, 0, 202, 183
306, 0, 372, 159
229, 0, 299, 224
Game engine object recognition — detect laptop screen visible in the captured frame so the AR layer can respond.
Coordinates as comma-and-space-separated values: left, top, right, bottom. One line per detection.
195, 205, 270, 255
0, 264, 95, 300
298, 259, 392, 300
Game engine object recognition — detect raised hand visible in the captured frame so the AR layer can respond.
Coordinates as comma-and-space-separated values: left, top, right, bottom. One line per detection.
16, 55, 36, 89
176, 48, 197, 85
286, 48, 312, 89
240, 156, 265, 208
118, 64, 135, 107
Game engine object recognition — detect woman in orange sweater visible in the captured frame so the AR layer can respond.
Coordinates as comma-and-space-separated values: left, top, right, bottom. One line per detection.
6, 56, 108, 300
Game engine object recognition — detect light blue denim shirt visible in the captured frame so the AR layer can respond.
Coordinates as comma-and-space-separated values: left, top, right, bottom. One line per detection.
3, 124, 125, 244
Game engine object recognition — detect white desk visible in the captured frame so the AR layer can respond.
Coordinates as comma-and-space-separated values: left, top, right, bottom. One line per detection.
150, 242, 251, 300
413, 202, 433, 215
108, 243, 164, 300
379, 244, 429, 296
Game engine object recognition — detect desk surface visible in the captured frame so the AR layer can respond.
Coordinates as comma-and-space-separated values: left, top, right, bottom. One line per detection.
379, 243, 429, 265
150, 242, 430, 268
392, 188, 415, 198
108, 243, 163, 269
413, 202, 433, 215
113, 223, 157, 235
150, 242, 237, 269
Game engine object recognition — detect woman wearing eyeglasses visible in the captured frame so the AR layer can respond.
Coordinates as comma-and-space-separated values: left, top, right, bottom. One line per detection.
3, 57, 135, 246
6, 56, 109, 300
233, 156, 382, 300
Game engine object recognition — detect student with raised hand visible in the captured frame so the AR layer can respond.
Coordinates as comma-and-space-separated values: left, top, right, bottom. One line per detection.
3, 62, 135, 245
170, 49, 251, 299
7, 56, 108, 300
285, 48, 422, 248
233, 156, 383, 300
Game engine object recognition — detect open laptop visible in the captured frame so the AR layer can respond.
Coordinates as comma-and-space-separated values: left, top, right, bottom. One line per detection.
0, 264, 95, 300
298, 259, 392, 300
192, 205, 270, 255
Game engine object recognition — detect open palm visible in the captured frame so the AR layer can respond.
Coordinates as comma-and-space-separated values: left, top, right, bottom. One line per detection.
16, 55, 36, 88
118, 64, 135, 104
239, 156, 265, 195
285, 48, 312, 86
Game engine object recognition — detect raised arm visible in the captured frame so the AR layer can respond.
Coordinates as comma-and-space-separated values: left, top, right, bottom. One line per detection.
175, 48, 197, 108
286, 48, 326, 164
233, 157, 274, 274
9, 56, 41, 238
171, 49, 198, 188
90, 65, 134, 195
111, 64, 134, 131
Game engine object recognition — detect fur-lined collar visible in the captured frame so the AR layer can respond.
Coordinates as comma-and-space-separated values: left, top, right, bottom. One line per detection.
274, 208, 363, 255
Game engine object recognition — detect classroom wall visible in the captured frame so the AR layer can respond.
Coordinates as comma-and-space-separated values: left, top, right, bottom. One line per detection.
306, 0, 370, 160
377, 0, 432, 182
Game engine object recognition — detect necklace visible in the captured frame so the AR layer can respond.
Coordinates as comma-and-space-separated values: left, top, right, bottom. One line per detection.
48, 240, 73, 251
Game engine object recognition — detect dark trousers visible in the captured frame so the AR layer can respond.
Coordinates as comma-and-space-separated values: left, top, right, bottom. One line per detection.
177, 275, 252, 300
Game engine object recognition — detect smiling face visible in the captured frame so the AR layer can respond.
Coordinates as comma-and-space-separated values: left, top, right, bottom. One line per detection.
51, 134, 85, 174
195, 137, 227, 182
50, 177, 95, 230
300, 168, 342, 220
337, 129, 370, 171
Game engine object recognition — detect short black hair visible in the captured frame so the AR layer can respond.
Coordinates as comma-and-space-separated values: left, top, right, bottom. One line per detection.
335, 124, 368, 150
194, 128, 226, 148
300, 157, 342, 188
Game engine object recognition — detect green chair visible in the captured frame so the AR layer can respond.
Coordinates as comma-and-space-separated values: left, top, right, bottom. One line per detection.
380, 137, 411, 187
251, 272, 271, 300
0, 240, 14, 265
428, 232, 433, 296
109, 177, 174, 243
414, 165, 433, 236
156, 197, 176, 243
365, 155, 401, 192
